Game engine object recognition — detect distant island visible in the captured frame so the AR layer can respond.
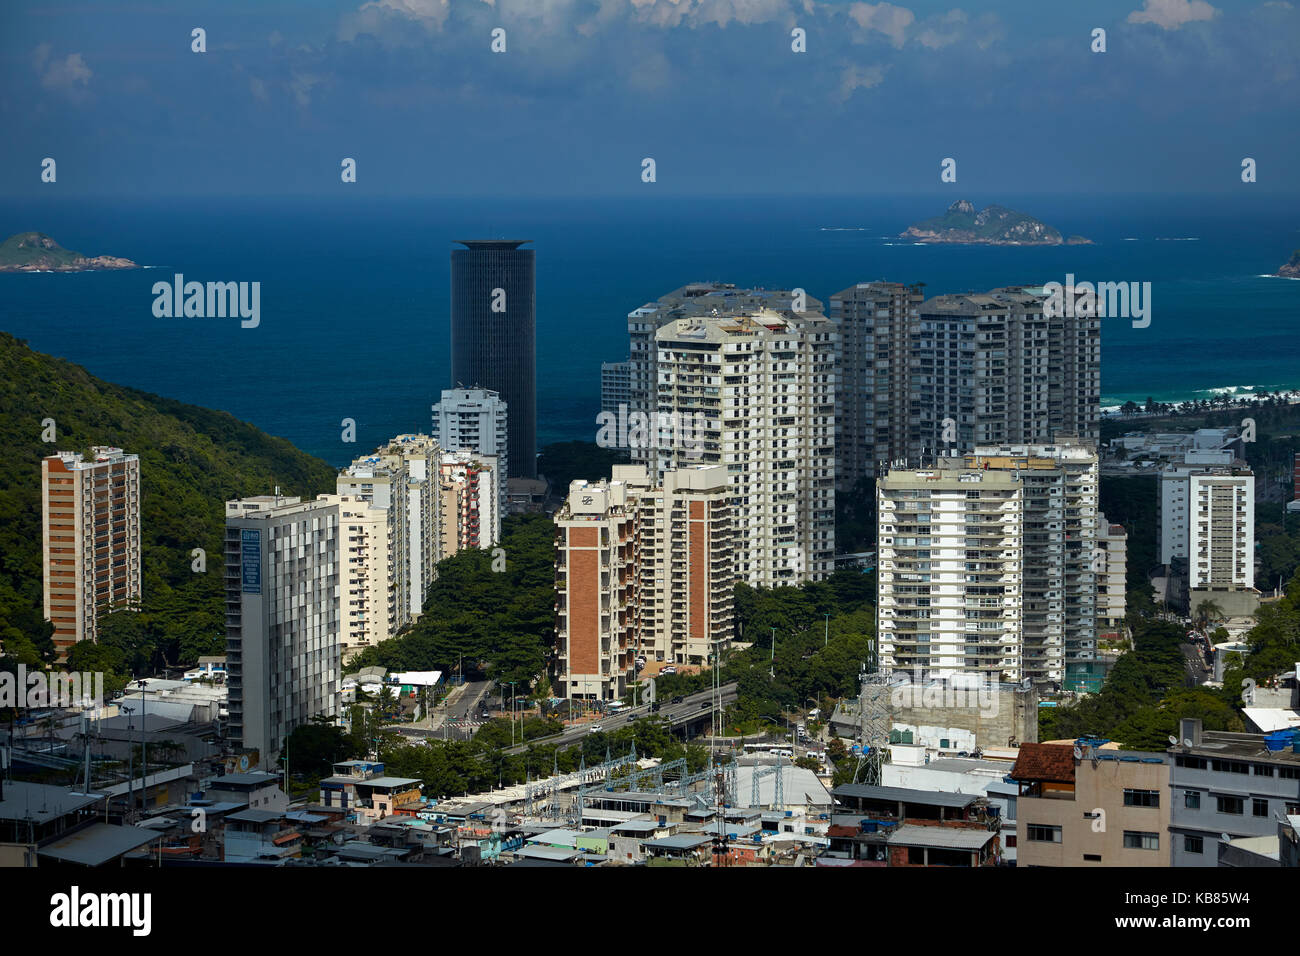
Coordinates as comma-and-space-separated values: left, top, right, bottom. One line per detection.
901, 200, 1092, 246
0, 231, 139, 273
1277, 250, 1300, 278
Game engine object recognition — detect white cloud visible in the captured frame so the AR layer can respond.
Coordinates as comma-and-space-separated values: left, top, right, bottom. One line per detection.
916, 9, 966, 49
847, 2, 915, 48
838, 62, 887, 99
1127, 0, 1218, 29
40, 52, 92, 92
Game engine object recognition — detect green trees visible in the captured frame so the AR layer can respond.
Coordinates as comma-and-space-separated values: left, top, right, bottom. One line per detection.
348, 513, 556, 688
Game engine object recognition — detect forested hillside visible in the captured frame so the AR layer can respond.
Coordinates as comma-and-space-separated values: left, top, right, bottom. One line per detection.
0, 332, 337, 674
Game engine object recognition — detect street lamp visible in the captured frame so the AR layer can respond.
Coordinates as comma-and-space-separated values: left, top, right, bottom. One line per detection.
824, 612, 830, 647
770, 627, 776, 679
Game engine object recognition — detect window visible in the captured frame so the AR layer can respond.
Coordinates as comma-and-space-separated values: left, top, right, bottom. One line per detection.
1184, 835, 1204, 854
1083, 853, 1102, 862
1216, 796, 1244, 815
1027, 824, 1062, 843
1280, 767, 1300, 780
1175, 755, 1207, 770
1123, 831, 1159, 851
1253, 798, 1269, 817
1124, 789, 1160, 808
1184, 790, 1201, 810
1211, 759, 1249, 775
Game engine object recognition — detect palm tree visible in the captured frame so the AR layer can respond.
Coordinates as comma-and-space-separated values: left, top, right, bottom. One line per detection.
1194, 600, 1225, 629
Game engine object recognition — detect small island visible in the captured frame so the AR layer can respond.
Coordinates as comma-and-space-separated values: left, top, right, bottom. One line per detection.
1277, 250, 1300, 278
901, 200, 1091, 246
0, 231, 139, 273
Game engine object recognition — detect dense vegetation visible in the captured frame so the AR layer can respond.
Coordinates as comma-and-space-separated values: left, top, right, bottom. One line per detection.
0, 332, 337, 676
347, 513, 557, 688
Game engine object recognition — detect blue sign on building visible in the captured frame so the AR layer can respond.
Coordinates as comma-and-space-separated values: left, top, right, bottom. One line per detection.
241, 528, 261, 594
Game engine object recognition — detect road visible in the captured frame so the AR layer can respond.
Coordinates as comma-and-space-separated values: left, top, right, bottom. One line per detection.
500, 682, 739, 755
1180, 642, 1211, 686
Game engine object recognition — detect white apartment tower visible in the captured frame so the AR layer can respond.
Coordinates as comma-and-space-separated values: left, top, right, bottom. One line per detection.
654, 307, 836, 586
621, 283, 821, 468
876, 468, 1024, 681
224, 495, 341, 768
41, 446, 142, 655
431, 387, 509, 516
967, 441, 1100, 688
319, 495, 391, 662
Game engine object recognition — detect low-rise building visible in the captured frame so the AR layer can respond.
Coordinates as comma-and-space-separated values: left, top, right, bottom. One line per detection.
1011, 741, 1170, 867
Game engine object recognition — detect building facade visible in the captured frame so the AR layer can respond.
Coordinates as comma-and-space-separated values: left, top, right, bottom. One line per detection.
653, 308, 836, 586
967, 441, 1100, 690
41, 447, 142, 654
1168, 718, 1300, 867
828, 281, 924, 488
439, 450, 501, 555
431, 387, 509, 517
553, 465, 735, 700
224, 495, 341, 768
911, 288, 1100, 460
619, 283, 820, 469
876, 467, 1024, 681
450, 239, 535, 479
1012, 742, 1171, 867
1095, 512, 1128, 632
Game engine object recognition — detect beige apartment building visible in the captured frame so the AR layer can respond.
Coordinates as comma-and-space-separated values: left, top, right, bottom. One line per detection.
1012, 742, 1170, 867
318, 494, 391, 662
438, 450, 500, 556
654, 308, 836, 586
554, 465, 735, 702
42, 447, 142, 655
1095, 511, 1128, 632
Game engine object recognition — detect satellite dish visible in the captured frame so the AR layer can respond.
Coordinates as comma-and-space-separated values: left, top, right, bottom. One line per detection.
1220, 832, 1232, 843
239, 754, 250, 772
1167, 735, 1178, 745
1073, 746, 1083, 759
1183, 739, 1194, 748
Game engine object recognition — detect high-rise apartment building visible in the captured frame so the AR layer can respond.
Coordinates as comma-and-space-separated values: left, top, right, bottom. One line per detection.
876, 467, 1024, 681
1095, 512, 1129, 632
967, 441, 1099, 689
828, 281, 925, 488
450, 240, 536, 479
1160, 458, 1256, 612
431, 387, 508, 517
553, 464, 734, 702
912, 288, 1100, 459
319, 495, 390, 662
619, 283, 820, 468
600, 360, 632, 419
224, 495, 341, 767
41, 447, 142, 654
337, 434, 444, 633
653, 307, 836, 586
439, 450, 501, 556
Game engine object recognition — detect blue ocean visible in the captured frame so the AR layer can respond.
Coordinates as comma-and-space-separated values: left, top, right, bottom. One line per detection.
1, 194, 1297, 467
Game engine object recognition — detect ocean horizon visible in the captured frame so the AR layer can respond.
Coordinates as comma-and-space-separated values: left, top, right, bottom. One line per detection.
2, 193, 1297, 467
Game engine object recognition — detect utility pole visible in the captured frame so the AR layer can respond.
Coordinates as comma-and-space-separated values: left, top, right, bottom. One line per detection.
770, 627, 776, 679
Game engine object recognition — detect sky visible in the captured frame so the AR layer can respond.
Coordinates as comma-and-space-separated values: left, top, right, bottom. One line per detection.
1, 0, 1298, 197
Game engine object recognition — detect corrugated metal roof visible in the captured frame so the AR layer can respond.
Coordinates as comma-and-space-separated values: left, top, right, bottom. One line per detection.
39, 823, 159, 866
886, 825, 996, 850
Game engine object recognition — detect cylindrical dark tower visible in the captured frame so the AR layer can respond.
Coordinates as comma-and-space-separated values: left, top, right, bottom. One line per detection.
450, 240, 536, 479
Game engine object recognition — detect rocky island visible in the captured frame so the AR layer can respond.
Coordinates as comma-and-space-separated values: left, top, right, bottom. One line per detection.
1277, 250, 1300, 278
901, 200, 1091, 246
0, 231, 139, 273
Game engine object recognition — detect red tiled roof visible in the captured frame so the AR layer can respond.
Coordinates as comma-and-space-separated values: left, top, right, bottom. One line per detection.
1010, 743, 1076, 784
